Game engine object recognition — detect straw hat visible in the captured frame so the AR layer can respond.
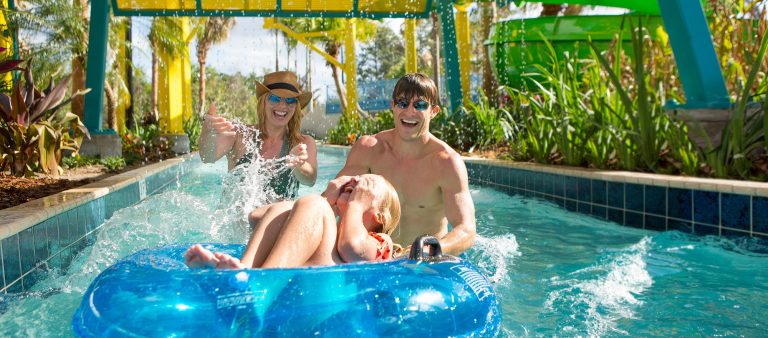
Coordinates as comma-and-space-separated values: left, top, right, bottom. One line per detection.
255, 71, 312, 108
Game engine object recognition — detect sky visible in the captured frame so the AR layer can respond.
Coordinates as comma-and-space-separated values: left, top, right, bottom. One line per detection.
131, 17, 405, 102
130, 6, 626, 101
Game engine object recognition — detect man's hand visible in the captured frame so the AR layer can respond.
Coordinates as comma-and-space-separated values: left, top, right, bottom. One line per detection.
322, 175, 357, 206
286, 143, 308, 168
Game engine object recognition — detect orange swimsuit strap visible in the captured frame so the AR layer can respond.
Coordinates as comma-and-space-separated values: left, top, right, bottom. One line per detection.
368, 232, 391, 260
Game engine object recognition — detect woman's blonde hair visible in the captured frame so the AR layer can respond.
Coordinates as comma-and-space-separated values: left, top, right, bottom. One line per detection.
256, 93, 305, 148
376, 177, 401, 237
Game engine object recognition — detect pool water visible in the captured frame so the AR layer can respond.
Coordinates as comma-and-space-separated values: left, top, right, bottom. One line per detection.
1, 148, 767, 337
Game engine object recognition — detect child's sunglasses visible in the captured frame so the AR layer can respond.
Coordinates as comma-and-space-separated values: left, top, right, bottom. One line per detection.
394, 98, 431, 111
268, 94, 299, 106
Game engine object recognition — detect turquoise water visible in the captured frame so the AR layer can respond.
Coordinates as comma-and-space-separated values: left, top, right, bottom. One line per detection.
1, 147, 767, 337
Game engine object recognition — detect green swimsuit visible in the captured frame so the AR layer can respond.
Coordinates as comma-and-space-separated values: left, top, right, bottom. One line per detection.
235, 133, 299, 200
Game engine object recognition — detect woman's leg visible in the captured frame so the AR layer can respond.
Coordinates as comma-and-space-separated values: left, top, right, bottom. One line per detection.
240, 201, 294, 268
260, 195, 338, 268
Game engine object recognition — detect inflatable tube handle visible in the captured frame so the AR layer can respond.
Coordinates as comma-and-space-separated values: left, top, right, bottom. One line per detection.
408, 235, 443, 260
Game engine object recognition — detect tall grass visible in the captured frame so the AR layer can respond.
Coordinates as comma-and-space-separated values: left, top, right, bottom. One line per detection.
504, 16, 699, 174
701, 29, 768, 178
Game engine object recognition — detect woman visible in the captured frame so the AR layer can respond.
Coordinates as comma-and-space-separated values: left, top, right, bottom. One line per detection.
199, 71, 317, 200
185, 174, 401, 268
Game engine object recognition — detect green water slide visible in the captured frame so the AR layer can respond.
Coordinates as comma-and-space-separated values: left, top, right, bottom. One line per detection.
487, 14, 664, 89
520, 0, 659, 14
488, 0, 730, 108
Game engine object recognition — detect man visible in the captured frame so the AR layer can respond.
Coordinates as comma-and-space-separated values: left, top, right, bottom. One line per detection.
322, 73, 476, 255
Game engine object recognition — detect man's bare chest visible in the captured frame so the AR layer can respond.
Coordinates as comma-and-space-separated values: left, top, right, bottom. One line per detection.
370, 161, 442, 208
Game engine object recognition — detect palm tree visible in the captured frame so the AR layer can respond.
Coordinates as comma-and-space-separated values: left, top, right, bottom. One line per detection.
480, 0, 498, 104
147, 17, 187, 124
104, 18, 130, 131
195, 17, 235, 116
7, 0, 89, 117
10, 0, 134, 126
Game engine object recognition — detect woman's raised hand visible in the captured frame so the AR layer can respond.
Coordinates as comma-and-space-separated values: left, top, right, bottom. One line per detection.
287, 143, 308, 168
203, 104, 236, 141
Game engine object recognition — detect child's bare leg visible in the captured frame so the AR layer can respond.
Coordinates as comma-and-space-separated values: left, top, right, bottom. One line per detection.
261, 195, 338, 268
240, 201, 293, 268
184, 244, 220, 268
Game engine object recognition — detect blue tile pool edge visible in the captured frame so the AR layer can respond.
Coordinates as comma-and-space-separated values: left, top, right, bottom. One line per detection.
463, 156, 768, 241
0, 154, 201, 293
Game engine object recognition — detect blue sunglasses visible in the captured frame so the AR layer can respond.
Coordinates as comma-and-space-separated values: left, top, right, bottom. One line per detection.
268, 94, 298, 106
394, 98, 431, 111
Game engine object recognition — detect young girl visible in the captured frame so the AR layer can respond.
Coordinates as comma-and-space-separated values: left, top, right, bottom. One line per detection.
185, 174, 401, 268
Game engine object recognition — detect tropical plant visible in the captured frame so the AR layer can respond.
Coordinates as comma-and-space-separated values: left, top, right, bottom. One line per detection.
122, 121, 175, 166
327, 110, 394, 145
695, 28, 768, 178
100, 156, 126, 172
183, 112, 202, 151
62, 155, 125, 173
6, 0, 89, 117
590, 18, 667, 171
196, 17, 235, 116
0, 60, 90, 177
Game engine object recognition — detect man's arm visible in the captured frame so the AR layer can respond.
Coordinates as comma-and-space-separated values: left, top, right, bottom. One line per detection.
437, 152, 476, 256
322, 135, 377, 204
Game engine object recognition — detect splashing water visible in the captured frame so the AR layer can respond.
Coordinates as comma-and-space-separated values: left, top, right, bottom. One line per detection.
469, 234, 522, 284
542, 237, 653, 336
208, 123, 299, 242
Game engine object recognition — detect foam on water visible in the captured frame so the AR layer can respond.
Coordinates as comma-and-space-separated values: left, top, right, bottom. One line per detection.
543, 237, 653, 336
469, 234, 522, 284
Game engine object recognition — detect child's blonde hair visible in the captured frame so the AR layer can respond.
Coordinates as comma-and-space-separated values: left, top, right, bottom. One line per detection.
375, 176, 401, 236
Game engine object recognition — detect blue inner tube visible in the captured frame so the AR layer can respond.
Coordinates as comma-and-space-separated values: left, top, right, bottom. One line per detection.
72, 243, 501, 337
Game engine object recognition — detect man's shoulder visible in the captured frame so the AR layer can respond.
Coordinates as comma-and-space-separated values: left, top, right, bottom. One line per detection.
355, 130, 394, 149
427, 135, 463, 163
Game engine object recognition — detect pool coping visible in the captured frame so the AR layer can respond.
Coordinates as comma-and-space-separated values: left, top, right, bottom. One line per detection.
462, 156, 768, 197
0, 155, 195, 241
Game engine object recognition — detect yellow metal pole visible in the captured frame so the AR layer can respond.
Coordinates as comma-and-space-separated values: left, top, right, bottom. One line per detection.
454, 3, 472, 103
404, 19, 417, 74
0, 0, 13, 87
344, 18, 358, 118
115, 22, 127, 134
181, 18, 193, 122
158, 18, 187, 135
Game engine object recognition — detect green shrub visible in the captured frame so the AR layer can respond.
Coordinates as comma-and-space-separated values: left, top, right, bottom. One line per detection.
183, 113, 202, 151
100, 156, 126, 172
327, 111, 394, 145
62, 155, 99, 169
